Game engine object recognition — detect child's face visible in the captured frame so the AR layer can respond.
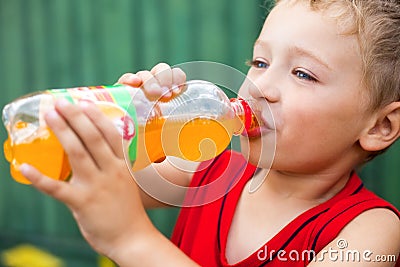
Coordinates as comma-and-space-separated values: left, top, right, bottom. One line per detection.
239, 1, 370, 173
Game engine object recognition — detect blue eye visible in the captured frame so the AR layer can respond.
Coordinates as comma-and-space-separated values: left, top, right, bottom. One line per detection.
247, 59, 269, 69
293, 69, 317, 82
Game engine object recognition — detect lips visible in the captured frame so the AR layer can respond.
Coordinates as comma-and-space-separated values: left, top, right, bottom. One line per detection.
242, 126, 262, 138
241, 100, 275, 138
243, 121, 274, 138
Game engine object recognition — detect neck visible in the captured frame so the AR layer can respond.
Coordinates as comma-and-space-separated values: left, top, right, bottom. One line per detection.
254, 168, 352, 204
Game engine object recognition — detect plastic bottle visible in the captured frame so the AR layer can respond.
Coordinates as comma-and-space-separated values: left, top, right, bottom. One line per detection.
2, 80, 261, 184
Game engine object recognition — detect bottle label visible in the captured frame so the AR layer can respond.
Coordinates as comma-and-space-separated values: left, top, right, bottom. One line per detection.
47, 85, 138, 164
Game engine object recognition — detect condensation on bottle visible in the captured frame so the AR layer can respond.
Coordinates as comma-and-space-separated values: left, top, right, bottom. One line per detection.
2, 80, 261, 184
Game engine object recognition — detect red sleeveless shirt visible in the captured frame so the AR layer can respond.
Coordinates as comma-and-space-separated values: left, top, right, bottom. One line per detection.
171, 150, 400, 266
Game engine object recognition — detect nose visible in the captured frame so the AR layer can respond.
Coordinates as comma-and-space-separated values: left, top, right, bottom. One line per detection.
246, 73, 280, 103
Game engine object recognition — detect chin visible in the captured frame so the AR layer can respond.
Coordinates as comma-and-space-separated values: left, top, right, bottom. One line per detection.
239, 135, 275, 169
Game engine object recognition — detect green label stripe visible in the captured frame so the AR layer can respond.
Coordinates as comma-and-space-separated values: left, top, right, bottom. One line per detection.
104, 85, 138, 164
47, 88, 74, 103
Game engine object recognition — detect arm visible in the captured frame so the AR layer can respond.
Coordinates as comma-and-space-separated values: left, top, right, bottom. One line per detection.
20, 98, 200, 267
19, 64, 201, 266
308, 208, 400, 267
134, 158, 199, 208
119, 63, 198, 208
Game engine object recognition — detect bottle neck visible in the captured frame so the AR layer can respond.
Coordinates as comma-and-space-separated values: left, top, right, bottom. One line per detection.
230, 98, 255, 136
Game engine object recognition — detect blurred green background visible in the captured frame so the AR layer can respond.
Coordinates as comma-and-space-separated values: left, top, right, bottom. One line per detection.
0, 0, 398, 266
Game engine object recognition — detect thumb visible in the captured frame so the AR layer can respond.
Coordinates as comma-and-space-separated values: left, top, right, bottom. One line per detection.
116, 73, 143, 88
20, 164, 75, 205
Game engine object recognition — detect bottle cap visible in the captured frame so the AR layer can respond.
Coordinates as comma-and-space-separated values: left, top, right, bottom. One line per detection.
237, 98, 253, 132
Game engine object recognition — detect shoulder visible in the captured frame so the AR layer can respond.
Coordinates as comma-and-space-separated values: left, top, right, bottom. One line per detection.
342, 207, 400, 243
309, 208, 400, 266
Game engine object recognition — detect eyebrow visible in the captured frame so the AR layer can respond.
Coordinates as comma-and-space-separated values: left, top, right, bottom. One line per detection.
289, 46, 332, 70
254, 40, 332, 70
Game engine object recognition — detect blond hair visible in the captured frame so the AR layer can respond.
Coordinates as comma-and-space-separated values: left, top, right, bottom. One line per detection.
270, 0, 400, 111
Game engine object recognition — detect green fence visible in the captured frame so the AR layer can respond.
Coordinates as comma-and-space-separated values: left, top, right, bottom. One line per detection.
0, 0, 398, 266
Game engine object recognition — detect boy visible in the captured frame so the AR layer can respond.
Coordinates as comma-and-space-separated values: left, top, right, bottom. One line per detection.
19, 0, 400, 266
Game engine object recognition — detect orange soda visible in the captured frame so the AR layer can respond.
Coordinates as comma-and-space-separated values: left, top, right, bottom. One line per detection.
2, 81, 260, 184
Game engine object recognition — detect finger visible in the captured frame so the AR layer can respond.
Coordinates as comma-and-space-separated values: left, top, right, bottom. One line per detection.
117, 73, 143, 87
151, 63, 173, 99
136, 70, 165, 101
79, 100, 125, 159
20, 163, 77, 206
151, 63, 173, 89
171, 67, 187, 96
49, 99, 116, 173
45, 106, 97, 177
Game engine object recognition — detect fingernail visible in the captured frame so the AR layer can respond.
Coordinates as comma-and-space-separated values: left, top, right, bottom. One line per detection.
56, 98, 71, 107
19, 163, 31, 176
78, 99, 93, 108
128, 74, 139, 84
172, 84, 180, 94
161, 86, 172, 98
149, 83, 162, 94
46, 109, 59, 120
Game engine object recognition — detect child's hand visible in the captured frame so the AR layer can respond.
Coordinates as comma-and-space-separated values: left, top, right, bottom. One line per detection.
19, 99, 156, 259
18, 64, 197, 266
20, 97, 199, 266
117, 63, 187, 101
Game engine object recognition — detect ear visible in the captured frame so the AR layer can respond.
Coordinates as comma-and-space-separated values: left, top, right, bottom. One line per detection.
359, 102, 400, 152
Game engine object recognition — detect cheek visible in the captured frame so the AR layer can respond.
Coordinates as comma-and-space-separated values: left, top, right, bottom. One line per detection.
237, 81, 252, 100
276, 102, 365, 162
282, 94, 365, 138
